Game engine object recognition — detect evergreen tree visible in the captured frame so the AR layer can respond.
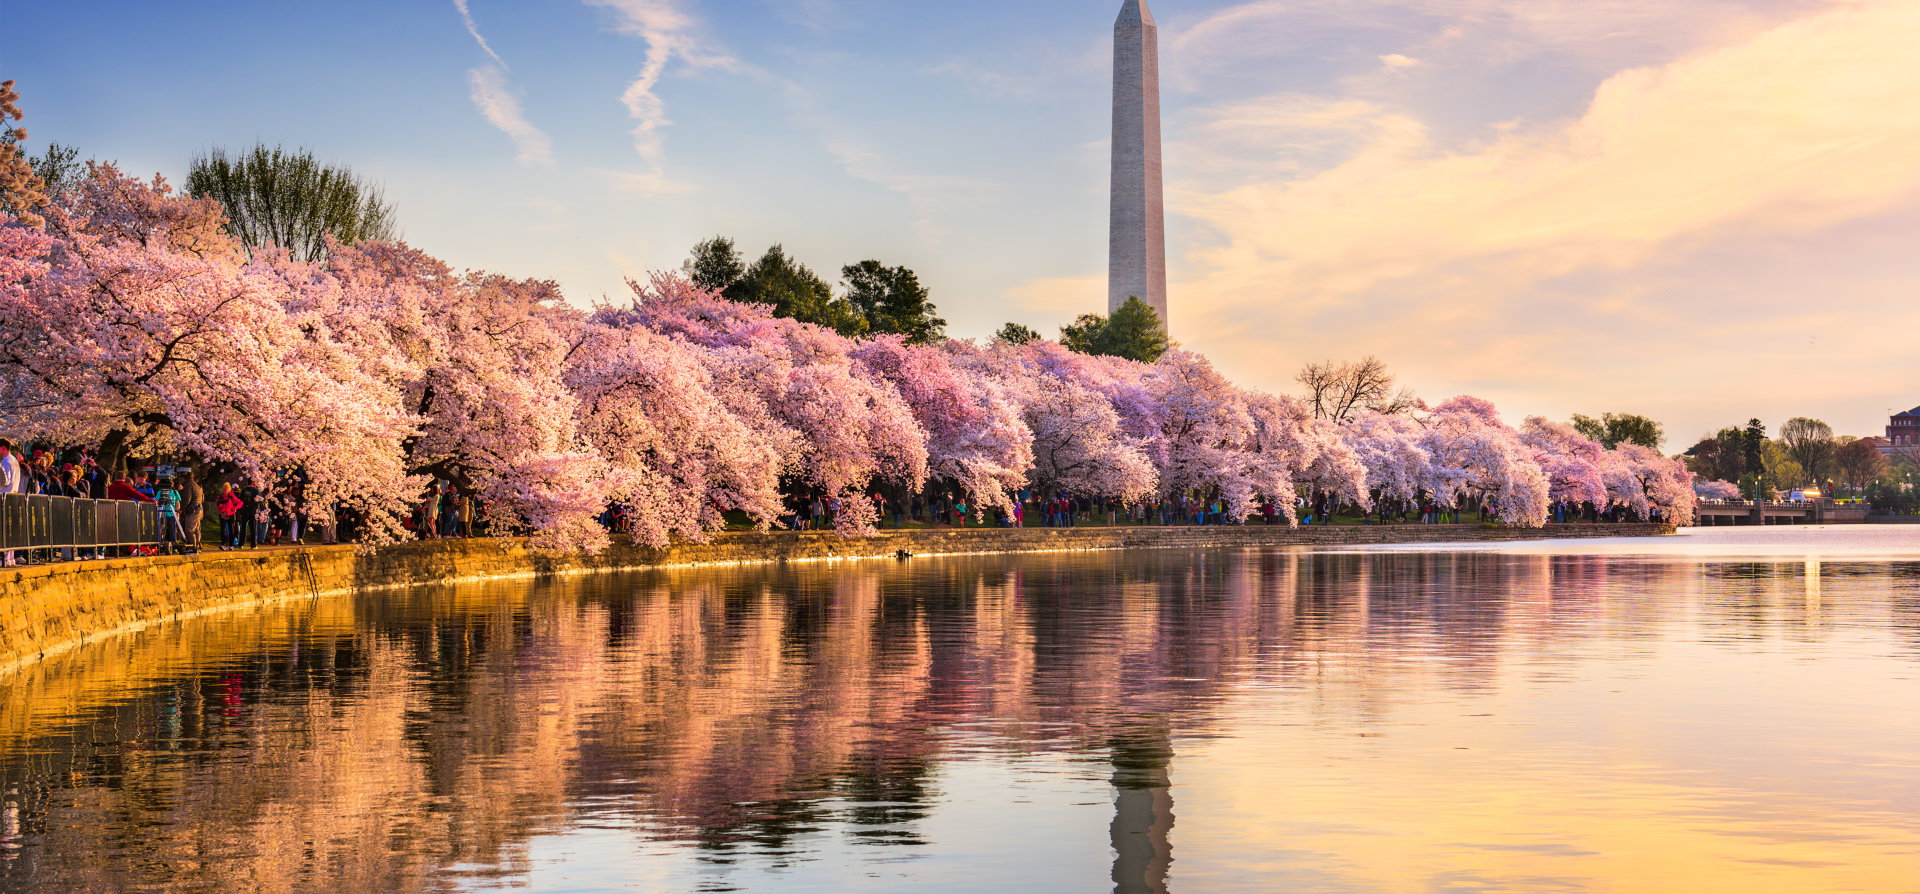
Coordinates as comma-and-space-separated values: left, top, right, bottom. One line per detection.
1101, 297, 1172, 362
1059, 297, 1169, 363
994, 322, 1042, 346
683, 236, 746, 296
842, 260, 945, 344
735, 245, 867, 338
1743, 418, 1767, 472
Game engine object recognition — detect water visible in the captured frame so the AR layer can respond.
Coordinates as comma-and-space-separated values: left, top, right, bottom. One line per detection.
3, 527, 1919, 892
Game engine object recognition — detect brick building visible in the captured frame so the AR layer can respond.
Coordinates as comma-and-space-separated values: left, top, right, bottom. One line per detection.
1888, 407, 1920, 448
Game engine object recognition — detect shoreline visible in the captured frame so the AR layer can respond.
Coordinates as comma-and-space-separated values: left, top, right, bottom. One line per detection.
1, 523, 1674, 679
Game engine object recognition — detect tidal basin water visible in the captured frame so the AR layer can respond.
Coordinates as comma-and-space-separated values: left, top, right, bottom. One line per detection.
4, 528, 1919, 892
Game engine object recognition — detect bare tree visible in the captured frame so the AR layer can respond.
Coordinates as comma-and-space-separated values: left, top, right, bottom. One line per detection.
1296, 357, 1417, 423
1834, 438, 1890, 488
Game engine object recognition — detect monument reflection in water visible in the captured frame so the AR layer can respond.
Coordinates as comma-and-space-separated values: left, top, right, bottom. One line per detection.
3, 531, 1920, 892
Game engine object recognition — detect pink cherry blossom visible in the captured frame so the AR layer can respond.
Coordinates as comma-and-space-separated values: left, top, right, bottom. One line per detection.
570, 314, 787, 546
1421, 396, 1550, 526
852, 335, 1033, 513
0, 166, 1696, 550
618, 273, 928, 536
1695, 479, 1742, 501
1519, 416, 1609, 508
1340, 409, 1431, 508
1, 167, 422, 540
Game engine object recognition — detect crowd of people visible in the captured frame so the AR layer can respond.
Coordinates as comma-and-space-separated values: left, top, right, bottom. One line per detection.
0, 437, 499, 566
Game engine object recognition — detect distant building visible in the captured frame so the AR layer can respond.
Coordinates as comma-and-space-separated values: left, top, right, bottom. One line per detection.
1888, 407, 1920, 449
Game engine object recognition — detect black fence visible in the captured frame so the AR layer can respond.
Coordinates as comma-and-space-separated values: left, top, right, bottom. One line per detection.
2, 493, 160, 555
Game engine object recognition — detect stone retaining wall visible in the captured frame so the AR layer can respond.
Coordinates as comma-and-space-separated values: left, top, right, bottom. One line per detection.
0, 523, 1673, 677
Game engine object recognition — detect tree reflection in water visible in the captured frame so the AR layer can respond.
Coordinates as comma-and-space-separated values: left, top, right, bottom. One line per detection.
0, 545, 1917, 892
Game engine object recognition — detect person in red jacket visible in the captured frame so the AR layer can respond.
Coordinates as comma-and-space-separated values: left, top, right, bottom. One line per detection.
106, 471, 157, 504
99, 470, 156, 558
216, 482, 243, 550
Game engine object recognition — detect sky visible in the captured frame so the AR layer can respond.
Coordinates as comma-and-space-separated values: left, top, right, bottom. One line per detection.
6, 0, 1918, 446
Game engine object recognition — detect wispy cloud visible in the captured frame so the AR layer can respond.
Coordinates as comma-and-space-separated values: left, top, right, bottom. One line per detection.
454, 2, 552, 166
453, 0, 507, 68
595, 168, 697, 196
825, 140, 996, 243
468, 66, 553, 165
584, 0, 743, 173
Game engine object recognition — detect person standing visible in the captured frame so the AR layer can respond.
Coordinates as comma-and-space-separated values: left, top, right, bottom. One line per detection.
104, 470, 157, 558
216, 483, 242, 549
238, 482, 261, 548
0, 440, 19, 567
154, 476, 185, 554
59, 465, 97, 559
178, 468, 204, 554
420, 481, 441, 540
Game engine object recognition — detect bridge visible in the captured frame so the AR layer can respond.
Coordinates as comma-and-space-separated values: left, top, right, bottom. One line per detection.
1694, 500, 1872, 526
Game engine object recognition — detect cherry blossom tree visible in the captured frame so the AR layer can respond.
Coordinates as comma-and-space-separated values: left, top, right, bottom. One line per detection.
956, 340, 1154, 503
619, 273, 928, 535
304, 241, 603, 548
1247, 392, 1371, 522
569, 314, 786, 546
1604, 444, 1697, 525
1695, 479, 1742, 501
1519, 416, 1609, 509
1420, 396, 1549, 526
0, 167, 421, 540
1340, 409, 1431, 509
1144, 351, 1367, 523
851, 335, 1032, 513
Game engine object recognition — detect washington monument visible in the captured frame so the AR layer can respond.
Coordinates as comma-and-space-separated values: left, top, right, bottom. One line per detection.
1110, 0, 1168, 330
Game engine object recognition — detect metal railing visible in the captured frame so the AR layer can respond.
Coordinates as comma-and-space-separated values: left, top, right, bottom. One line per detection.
2, 493, 161, 557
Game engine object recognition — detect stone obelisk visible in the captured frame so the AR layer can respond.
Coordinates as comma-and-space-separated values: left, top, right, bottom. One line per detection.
1110, 0, 1168, 330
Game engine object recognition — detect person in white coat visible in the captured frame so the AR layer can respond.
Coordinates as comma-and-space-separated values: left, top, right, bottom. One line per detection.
0, 439, 19, 566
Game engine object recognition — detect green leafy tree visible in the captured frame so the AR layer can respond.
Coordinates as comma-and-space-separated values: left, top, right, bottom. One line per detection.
683, 235, 747, 296
30, 142, 82, 197
1059, 314, 1107, 355
1104, 298, 1171, 362
1760, 440, 1807, 489
994, 323, 1042, 346
842, 260, 945, 344
1778, 417, 1836, 485
734, 244, 867, 338
1571, 412, 1665, 450
185, 143, 399, 261
1684, 427, 1751, 483
1060, 297, 1170, 363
